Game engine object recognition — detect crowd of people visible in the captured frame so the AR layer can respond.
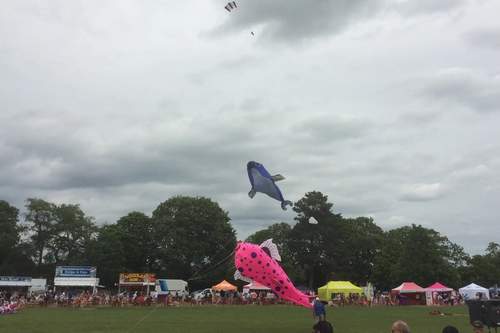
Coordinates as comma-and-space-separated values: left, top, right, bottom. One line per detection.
191, 290, 291, 306
2, 288, 495, 332
0, 289, 291, 308
3, 288, 490, 309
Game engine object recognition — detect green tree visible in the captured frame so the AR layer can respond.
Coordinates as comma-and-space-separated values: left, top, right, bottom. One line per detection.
288, 191, 349, 289
115, 211, 155, 272
342, 217, 384, 285
84, 224, 126, 287
371, 224, 461, 290
486, 242, 500, 258
23, 198, 58, 275
46, 203, 98, 265
152, 196, 237, 286
0, 200, 25, 275
459, 242, 500, 288
371, 228, 405, 291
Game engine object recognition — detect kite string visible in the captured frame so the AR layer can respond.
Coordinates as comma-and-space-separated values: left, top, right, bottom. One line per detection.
188, 255, 235, 281
126, 302, 161, 333
188, 239, 234, 281
189, 249, 235, 281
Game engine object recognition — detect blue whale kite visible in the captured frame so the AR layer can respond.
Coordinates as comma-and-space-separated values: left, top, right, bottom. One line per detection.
247, 161, 293, 210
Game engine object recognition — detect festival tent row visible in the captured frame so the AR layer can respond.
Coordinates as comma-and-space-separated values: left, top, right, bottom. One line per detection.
317, 281, 363, 301
390, 281, 498, 305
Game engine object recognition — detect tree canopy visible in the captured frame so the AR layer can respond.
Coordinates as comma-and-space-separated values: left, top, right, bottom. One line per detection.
0, 192, 497, 293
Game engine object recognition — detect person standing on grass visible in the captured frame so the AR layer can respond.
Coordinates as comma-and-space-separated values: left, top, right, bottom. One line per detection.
313, 297, 326, 323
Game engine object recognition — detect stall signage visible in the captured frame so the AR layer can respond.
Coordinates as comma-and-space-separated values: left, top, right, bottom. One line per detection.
55, 266, 97, 278
119, 273, 156, 283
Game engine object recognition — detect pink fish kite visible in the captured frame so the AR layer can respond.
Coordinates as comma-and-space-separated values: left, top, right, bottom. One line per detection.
234, 239, 314, 308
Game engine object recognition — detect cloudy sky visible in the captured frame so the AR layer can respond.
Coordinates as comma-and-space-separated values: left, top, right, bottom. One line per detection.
1, 0, 499, 255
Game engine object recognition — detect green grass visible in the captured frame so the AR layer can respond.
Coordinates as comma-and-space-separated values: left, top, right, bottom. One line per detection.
0, 305, 472, 333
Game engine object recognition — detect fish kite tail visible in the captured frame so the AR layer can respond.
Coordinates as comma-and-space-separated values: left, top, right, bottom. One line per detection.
281, 200, 293, 210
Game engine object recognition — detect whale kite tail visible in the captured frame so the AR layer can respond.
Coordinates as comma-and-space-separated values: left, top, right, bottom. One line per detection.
281, 200, 293, 210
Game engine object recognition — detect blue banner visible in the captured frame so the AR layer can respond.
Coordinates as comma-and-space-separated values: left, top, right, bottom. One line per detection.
0, 276, 31, 282
55, 266, 97, 278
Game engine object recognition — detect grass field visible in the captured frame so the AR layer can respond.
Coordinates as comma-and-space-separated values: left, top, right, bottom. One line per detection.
0, 305, 473, 333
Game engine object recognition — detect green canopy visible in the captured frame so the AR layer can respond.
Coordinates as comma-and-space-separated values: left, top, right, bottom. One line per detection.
317, 281, 363, 301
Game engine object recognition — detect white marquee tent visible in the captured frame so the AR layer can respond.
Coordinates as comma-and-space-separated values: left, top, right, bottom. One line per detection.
459, 283, 490, 300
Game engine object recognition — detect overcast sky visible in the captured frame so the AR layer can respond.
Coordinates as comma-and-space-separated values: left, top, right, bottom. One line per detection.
1, 0, 499, 256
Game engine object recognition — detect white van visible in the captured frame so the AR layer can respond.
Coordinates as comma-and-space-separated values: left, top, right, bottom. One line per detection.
155, 279, 189, 300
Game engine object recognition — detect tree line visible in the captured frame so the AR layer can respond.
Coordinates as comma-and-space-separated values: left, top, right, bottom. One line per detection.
0, 192, 498, 292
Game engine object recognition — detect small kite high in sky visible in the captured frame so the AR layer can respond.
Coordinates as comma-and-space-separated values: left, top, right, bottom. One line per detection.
309, 217, 318, 224
225, 2, 237, 12
247, 161, 293, 210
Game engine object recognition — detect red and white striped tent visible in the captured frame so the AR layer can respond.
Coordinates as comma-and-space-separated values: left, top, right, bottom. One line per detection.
391, 282, 425, 294
243, 282, 271, 293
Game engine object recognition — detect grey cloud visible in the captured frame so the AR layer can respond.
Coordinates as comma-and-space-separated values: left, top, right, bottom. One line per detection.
397, 106, 446, 124
399, 183, 445, 202
293, 114, 372, 141
186, 73, 206, 86
206, 0, 385, 44
406, 68, 500, 113
464, 27, 500, 50
2, 1, 500, 256
393, 0, 467, 15
285, 114, 375, 157
215, 56, 261, 71
206, 0, 470, 44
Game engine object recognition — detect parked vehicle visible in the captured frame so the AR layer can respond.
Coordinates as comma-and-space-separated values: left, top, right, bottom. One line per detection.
155, 279, 189, 300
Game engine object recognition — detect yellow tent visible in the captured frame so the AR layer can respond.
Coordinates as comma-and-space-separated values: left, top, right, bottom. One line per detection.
317, 281, 363, 301
212, 280, 237, 291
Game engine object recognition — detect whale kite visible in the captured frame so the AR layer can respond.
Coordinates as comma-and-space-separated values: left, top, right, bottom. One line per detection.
247, 161, 293, 210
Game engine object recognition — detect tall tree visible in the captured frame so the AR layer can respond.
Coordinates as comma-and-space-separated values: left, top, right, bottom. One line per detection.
371, 224, 461, 290
459, 242, 500, 288
151, 196, 237, 286
342, 217, 384, 285
23, 198, 58, 275
371, 228, 405, 291
0, 200, 24, 275
288, 191, 349, 289
46, 203, 98, 265
115, 211, 155, 272
84, 224, 126, 288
